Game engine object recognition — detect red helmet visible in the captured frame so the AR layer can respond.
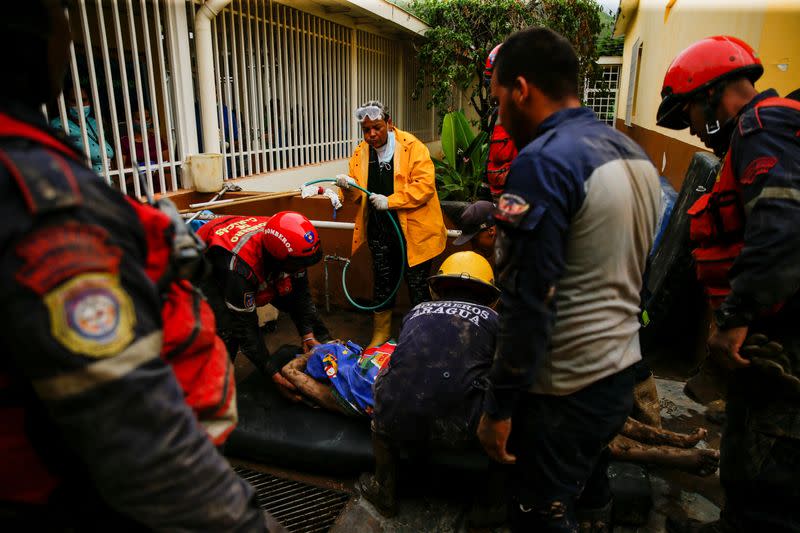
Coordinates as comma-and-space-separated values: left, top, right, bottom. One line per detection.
264, 211, 322, 269
657, 36, 763, 130
484, 43, 503, 81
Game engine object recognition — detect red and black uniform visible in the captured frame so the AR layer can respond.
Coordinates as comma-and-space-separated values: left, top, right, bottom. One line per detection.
483, 110, 518, 201
197, 215, 329, 377
688, 90, 800, 531
0, 103, 266, 530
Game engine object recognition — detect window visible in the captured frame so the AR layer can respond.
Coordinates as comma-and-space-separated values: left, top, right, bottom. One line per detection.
625, 37, 643, 127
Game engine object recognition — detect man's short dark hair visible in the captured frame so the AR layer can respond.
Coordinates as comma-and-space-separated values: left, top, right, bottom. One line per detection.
494, 27, 579, 100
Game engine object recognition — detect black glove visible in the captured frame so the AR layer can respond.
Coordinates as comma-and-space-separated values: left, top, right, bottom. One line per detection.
740, 334, 800, 395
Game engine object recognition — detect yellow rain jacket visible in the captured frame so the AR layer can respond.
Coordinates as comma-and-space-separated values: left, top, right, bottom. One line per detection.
345, 128, 447, 267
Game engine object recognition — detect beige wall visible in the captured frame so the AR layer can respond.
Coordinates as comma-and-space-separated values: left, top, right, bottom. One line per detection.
615, 0, 800, 185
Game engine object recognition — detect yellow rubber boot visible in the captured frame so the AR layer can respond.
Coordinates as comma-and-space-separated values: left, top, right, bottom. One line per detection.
368, 309, 392, 348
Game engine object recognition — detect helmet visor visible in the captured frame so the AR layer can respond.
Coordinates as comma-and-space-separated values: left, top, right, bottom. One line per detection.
656, 93, 691, 130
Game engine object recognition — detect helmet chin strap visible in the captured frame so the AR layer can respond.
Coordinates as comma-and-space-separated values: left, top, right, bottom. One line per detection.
701, 85, 734, 157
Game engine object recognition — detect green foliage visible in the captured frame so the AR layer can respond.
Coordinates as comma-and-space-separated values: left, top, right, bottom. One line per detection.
409, 0, 603, 132
434, 110, 488, 201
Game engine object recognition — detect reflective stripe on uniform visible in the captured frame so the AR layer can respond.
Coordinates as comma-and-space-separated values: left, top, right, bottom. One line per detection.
745, 186, 800, 215
201, 389, 238, 443
230, 228, 262, 256
32, 332, 163, 401
225, 300, 254, 313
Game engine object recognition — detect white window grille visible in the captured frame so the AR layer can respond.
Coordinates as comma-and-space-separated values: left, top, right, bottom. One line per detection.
50, 0, 188, 198
584, 61, 622, 126
355, 30, 400, 136
401, 45, 435, 142
211, 1, 354, 179
51, 0, 439, 191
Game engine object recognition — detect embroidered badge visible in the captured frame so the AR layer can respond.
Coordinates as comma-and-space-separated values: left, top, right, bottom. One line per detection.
741, 156, 778, 185
303, 230, 315, 243
44, 273, 135, 358
244, 291, 256, 310
16, 222, 122, 295
494, 193, 530, 227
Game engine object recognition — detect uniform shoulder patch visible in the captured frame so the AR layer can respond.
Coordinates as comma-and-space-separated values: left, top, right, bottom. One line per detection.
494, 193, 530, 227
741, 156, 778, 185
15, 222, 122, 295
244, 291, 256, 310
44, 273, 135, 358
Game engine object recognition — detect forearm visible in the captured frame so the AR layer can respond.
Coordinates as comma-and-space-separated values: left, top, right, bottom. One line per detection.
387, 152, 436, 209
387, 184, 434, 209
233, 309, 276, 374
278, 275, 322, 338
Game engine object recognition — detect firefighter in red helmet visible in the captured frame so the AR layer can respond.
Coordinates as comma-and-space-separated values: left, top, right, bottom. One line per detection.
480, 43, 519, 201
197, 211, 331, 400
658, 36, 800, 533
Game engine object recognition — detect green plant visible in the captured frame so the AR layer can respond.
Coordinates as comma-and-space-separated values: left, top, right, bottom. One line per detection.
434, 110, 488, 201
409, 0, 603, 132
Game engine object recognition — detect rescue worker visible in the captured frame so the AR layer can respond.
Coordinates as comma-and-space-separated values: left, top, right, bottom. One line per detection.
476, 28, 661, 532
336, 100, 447, 347
0, 2, 269, 529
196, 212, 330, 399
479, 43, 519, 202
454, 200, 497, 264
356, 251, 501, 518
656, 36, 800, 533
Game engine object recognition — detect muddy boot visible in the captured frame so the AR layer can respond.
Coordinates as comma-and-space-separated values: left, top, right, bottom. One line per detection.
356, 432, 397, 517
632, 373, 662, 428
684, 357, 728, 405
368, 309, 392, 348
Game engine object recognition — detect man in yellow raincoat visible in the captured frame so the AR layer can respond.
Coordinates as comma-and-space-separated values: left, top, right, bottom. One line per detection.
337, 100, 446, 347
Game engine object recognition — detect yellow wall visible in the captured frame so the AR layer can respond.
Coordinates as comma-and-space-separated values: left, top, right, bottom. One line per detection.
616, 0, 800, 158
758, 0, 800, 93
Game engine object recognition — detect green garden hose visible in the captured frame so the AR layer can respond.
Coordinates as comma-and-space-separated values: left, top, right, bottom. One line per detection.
304, 178, 406, 312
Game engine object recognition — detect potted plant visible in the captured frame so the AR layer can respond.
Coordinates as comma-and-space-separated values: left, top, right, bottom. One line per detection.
434, 110, 488, 221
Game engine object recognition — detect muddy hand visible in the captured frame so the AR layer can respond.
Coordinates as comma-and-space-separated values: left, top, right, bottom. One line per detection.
477, 413, 516, 464
708, 323, 750, 369
272, 372, 303, 402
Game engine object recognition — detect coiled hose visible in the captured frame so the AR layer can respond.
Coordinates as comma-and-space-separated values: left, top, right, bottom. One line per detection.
304, 178, 405, 311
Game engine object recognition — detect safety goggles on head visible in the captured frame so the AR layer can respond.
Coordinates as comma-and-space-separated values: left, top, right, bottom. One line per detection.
354, 105, 385, 123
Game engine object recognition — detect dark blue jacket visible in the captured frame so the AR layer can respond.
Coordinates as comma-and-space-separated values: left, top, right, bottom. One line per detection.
485, 107, 660, 417
374, 300, 499, 444
719, 90, 800, 330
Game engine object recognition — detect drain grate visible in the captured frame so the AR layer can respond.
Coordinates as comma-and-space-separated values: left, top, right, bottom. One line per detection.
234, 466, 351, 533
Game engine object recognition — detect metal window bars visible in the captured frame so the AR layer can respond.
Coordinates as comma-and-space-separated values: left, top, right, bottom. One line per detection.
48, 0, 438, 194
584, 62, 622, 127
50, 0, 184, 198
212, 1, 356, 178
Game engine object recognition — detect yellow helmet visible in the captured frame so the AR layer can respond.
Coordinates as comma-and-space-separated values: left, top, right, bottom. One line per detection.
428, 251, 500, 306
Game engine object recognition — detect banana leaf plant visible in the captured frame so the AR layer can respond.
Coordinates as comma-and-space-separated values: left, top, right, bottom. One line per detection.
433, 110, 488, 202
